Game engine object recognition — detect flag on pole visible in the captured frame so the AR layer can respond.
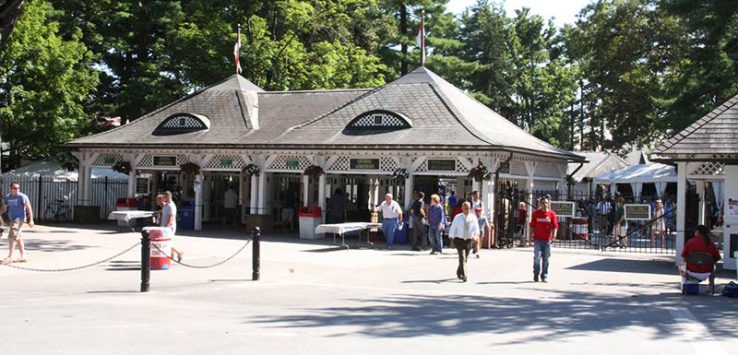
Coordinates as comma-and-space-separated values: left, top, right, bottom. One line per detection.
416, 13, 426, 66
233, 25, 242, 74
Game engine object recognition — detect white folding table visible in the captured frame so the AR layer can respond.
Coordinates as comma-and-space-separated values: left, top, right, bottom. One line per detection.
315, 222, 382, 249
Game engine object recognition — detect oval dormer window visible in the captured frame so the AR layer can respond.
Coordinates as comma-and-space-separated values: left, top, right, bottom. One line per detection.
344, 110, 412, 131
153, 113, 211, 135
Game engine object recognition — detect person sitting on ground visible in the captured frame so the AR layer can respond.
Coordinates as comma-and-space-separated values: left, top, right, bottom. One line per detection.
680, 225, 721, 293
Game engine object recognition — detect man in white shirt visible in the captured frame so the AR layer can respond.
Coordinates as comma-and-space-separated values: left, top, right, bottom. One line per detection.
448, 202, 480, 282
376, 193, 403, 250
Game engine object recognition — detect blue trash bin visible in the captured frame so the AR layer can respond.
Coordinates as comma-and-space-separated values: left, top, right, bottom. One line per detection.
179, 201, 195, 230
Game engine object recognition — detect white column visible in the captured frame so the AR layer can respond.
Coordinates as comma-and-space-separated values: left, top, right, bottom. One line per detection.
250, 174, 258, 214
82, 165, 92, 203
485, 179, 495, 220
697, 180, 706, 225
257, 172, 267, 215
525, 162, 536, 238
127, 167, 137, 196
404, 175, 414, 208
675, 162, 687, 267
302, 175, 309, 207
194, 172, 203, 231
318, 174, 326, 222
77, 160, 88, 205
723, 165, 738, 270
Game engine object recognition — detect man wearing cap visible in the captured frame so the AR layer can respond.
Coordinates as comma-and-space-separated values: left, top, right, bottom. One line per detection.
529, 197, 558, 282
376, 193, 403, 250
448, 202, 480, 282
1, 182, 34, 264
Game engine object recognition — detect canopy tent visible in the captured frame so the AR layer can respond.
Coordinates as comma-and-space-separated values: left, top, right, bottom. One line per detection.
594, 163, 677, 199
2, 160, 128, 180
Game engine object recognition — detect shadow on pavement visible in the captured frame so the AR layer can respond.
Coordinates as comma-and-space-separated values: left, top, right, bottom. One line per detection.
566, 258, 676, 275
19, 238, 92, 253
401, 278, 458, 284
246, 290, 738, 342
106, 260, 140, 271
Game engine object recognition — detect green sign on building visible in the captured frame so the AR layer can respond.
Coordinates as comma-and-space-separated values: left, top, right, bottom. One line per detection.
286, 159, 300, 169
427, 159, 456, 171
103, 156, 116, 165
220, 157, 233, 167
350, 158, 380, 170
153, 156, 177, 166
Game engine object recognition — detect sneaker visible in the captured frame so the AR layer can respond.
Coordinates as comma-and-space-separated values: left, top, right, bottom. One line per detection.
541, 275, 547, 283
533, 274, 539, 282
475, 253, 480, 259
462, 276, 468, 282
386, 245, 393, 250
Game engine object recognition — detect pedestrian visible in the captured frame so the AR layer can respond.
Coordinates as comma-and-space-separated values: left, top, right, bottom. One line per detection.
409, 191, 427, 251
327, 188, 346, 224
474, 207, 491, 257
450, 200, 464, 219
516, 201, 528, 246
427, 194, 446, 255
447, 190, 457, 215
153, 193, 165, 225
470, 191, 483, 212
161, 191, 183, 261
529, 196, 558, 282
223, 184, 239, 226
448, 202, 480, 282
613, 196, 628, 248
651, 199, 666, 247
596, 195, 612, 236
1, 182, 33, 264
376, 193, 403, 250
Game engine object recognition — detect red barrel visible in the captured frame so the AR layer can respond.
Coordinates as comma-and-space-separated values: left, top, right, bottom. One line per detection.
147, 227, 172, 270
572, 218, 588, 240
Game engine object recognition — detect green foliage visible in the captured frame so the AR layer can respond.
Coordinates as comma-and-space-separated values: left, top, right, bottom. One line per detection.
0, 0, 99, 161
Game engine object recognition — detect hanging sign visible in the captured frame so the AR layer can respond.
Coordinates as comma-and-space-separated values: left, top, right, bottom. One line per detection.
549, 201, 575, 218
624, 204, 651, 221
136, 178, 150, 194
350, 158, 380, 170
498, 161, 510, 174
103, 156, 116, 165
427, 159, 456, 171
220, 157, 234, 167
153, 156, 177, 166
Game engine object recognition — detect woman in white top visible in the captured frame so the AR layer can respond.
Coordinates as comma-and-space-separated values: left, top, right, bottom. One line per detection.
651, 200, 666, 247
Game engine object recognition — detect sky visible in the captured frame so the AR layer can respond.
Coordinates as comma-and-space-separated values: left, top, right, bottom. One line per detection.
446, 0, 592, 27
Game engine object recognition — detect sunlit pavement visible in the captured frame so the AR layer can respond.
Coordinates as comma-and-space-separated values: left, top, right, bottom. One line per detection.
1, 224, 736, 354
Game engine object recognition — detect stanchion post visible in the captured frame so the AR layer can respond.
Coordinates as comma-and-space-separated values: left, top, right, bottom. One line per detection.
140, 230, 151, 292
252, 226, 260, 281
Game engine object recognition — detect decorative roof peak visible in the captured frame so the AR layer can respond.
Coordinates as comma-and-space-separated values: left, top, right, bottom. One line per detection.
207, 74, 265, 93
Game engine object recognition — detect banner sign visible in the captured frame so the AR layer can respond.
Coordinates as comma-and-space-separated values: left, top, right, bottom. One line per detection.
549, 201, 575, 218
624, 204, 651, 221
350, 158, 380, 170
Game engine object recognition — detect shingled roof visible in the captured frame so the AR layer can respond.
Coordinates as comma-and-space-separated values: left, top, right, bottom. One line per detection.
66, 67, 583, 161
654, 94, 738, 159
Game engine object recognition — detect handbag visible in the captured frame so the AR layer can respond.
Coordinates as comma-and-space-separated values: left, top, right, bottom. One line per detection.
722, 281, 738, 298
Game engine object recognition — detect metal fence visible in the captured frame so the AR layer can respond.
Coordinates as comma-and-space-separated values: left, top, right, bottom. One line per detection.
1, 176, 129, 222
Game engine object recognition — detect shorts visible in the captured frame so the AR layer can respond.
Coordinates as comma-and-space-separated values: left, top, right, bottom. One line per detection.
614, 225, 627, 237
8, 219, 24, 241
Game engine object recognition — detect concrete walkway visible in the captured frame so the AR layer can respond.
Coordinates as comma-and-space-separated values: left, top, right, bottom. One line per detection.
1, 224, 736, 354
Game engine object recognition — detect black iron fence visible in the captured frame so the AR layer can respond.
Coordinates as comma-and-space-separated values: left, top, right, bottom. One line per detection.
1, 176, 128, 222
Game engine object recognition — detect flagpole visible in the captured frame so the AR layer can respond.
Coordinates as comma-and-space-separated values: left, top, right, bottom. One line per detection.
420, 10, 425, 67
236, 24, 241, 74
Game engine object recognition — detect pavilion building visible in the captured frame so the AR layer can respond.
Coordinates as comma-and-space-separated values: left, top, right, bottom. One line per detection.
65, 67, 584, 231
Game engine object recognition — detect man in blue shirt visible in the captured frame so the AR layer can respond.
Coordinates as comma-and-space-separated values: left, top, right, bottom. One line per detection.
1, 182, 34, 264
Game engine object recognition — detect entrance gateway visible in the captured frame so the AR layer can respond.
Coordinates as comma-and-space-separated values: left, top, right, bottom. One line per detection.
65, 67, 583, 231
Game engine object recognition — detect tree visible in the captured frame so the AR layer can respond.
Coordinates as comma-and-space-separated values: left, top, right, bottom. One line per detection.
0, 0, 98, 163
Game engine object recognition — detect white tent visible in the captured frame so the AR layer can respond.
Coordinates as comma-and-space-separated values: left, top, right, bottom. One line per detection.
594, 163, 676, 198
2, 160, 128, 180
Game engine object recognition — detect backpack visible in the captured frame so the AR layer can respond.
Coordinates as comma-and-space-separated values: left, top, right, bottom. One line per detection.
722, 281, 738, 298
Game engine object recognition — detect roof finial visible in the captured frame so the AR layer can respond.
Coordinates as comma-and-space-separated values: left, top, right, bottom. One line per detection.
416, 10, 426, 67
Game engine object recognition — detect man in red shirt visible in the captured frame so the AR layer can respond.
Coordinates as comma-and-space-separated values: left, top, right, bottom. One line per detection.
681, 225, 721, 274
529, 197, 558, 282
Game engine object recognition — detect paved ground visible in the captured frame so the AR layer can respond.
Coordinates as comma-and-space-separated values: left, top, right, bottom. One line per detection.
1, 224, 737, 355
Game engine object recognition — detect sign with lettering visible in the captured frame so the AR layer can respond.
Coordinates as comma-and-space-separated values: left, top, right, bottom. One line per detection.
624, 204, 651, 221
220, 157, 233, 167
549, 201, 575, 218
286, 159, 300, 169
153, 156, 177, 166
350, 158, 380, 170
103, 156, 116, 165
136, 178, 150, 194
427, 159, 456, 171
498, 161, 510, 174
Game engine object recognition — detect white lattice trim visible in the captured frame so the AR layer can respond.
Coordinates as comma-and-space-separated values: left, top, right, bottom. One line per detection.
690, 161, 725, 176
268, 155, 312, 171
203, 155, 249, 170
328, 156, 350, 171
92, 154, 124, 167
380, 157, 399, 172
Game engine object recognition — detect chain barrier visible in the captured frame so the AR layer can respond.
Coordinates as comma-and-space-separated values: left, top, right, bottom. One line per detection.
0, 241, 140, 272
150, 238, 252, 269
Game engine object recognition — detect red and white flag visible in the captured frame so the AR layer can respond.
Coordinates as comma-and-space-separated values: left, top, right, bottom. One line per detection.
233, 26, 242, 74
416, 16, 426, 65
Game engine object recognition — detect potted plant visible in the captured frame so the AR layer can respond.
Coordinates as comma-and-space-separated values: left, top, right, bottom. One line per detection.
179, 162, 201, 175
112, 161, 132, 175
303, 165, 324, 179
243, 163, 261, 176
392, 168, 409, 182
468, 162, 492, 181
